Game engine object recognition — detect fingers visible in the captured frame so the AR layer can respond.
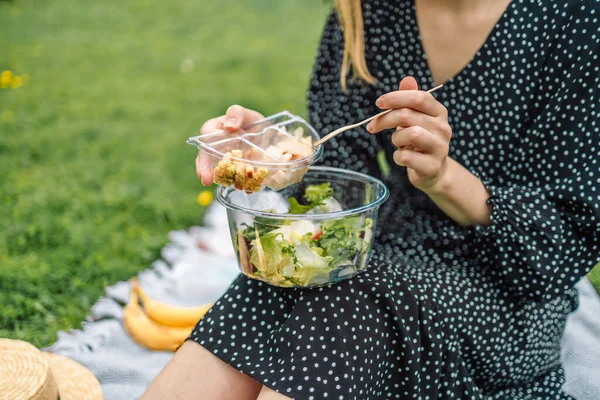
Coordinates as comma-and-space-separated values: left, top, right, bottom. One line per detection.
383, 77, 450, 187
368, 108, 439, 134
201, 116, 227, 135
198, 116, 227, 185
195, 154, 213, 186
376, 90, 442, 116
393, 149, 443, 177
223, 105, 245, 130
197, 150, 217, 187
224, 105, 265, 132
399, 76, 418, 91
196, 106, 266, 186
391, 126, 448, 155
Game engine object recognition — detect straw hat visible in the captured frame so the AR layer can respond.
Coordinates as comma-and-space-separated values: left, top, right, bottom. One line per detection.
0, 339, 103, 400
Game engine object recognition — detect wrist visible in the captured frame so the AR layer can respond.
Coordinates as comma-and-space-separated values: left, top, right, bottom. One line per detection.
420, 157, 452, 196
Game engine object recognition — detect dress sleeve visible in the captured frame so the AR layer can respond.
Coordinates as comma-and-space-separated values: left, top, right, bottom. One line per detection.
470, 5, 600, 301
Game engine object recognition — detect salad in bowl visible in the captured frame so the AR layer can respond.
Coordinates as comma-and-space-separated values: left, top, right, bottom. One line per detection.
217, 167, 390, 288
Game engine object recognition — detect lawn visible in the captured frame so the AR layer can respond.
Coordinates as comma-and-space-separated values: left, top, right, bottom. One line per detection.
1, 0, 599, 350
0, 0, 328, 347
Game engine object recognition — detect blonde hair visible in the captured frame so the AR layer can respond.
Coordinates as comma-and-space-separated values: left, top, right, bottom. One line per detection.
334, 0, 377, 91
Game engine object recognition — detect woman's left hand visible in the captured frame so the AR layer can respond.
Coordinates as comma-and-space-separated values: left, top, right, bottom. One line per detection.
367, 76, 452, 192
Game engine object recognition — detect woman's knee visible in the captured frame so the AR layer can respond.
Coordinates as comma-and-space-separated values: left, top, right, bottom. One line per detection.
142, 340, 262, 400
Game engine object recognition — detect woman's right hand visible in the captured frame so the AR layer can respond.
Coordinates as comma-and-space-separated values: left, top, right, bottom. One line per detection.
196, 105, 265, 186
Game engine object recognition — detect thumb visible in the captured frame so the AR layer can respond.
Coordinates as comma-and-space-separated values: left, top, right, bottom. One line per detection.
223, 104, 246, 131
399, 76, 419, 91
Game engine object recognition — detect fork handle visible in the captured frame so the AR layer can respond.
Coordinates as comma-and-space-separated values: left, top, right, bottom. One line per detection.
312, 110, 392, 148
313, 84, 443, 148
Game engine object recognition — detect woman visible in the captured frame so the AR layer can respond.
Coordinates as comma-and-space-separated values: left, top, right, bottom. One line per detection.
144, 0, 599, 398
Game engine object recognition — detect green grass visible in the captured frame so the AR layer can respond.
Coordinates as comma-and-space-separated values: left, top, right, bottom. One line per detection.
0, 0, 328, 347
1, 0, 599, 350
589, 264, 600, 294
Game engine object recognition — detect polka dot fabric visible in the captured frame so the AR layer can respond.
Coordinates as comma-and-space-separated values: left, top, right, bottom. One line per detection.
190, 0, 600, 398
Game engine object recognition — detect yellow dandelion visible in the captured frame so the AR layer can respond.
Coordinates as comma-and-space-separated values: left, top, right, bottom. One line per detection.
197, 190, 214, 206
10, 76, 22, 89
1, 70, 12, 88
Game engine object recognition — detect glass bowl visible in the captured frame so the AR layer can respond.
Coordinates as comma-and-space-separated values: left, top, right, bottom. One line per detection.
187, 111, 323, 193
216, 166, 390, 288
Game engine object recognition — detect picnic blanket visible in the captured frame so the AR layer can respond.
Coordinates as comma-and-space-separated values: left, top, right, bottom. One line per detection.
45, 203, 600, 400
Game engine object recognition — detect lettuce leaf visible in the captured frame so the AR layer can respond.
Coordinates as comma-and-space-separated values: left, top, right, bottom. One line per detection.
304, 182, 334, 205
288, 198, 312, 214
288, 182, 334, 214
250, 232, 284, 273
292, 267, 332, 286
317, 217, 364, 264
241, 220, 278, 241
270, 220, 316, 243
294, 243, 332, 269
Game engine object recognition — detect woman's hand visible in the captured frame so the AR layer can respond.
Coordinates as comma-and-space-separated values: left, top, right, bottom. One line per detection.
366, 76, 452, 193
196, 105, 264, 186
367, 77, 491, 226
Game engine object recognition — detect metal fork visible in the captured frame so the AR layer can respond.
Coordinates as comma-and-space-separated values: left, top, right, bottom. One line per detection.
312, 84, 444, 148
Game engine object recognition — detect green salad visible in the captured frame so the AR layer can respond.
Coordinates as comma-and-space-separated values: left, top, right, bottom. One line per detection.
235, 183, 373, 287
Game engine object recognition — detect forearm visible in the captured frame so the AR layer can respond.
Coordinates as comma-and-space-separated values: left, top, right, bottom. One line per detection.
422, 157, 492, 226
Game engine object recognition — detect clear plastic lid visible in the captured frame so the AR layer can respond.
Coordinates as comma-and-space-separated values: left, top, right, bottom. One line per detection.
187, 111, 323, 192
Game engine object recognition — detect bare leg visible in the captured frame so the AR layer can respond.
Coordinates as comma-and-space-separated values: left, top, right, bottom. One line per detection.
256, 385, 293, 400
142, 340, 262, 400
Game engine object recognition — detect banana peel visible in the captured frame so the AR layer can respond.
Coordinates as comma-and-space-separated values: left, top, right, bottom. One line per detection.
131, 278, 213, 327
122, 279, 214, 352
122, 288, 194, 352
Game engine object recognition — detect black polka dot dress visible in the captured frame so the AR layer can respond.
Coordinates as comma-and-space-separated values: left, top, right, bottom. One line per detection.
189, 0, 600, 398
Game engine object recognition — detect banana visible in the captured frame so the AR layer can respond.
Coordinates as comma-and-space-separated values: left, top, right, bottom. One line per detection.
122, 286, 195, 352
131, 278, 214, 327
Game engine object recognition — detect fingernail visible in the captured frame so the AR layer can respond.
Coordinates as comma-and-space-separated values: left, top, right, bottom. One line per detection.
376, 97, 384, 107
366, 122, 373, 132
201, 172, 212, 186
224, 118, 238, 128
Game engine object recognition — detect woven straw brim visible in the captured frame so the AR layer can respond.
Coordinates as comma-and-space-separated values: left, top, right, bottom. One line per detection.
43, 353, 103, 400
0, 339, 103, 400
0, 339, 58, 400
